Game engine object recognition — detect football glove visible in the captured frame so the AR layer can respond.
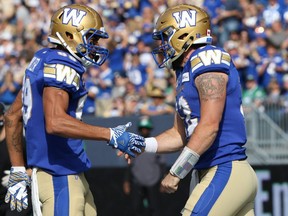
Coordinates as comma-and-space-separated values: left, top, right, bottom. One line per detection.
108, 122, 145, 157
1, 170, 10, 188
5, 166, 31, 212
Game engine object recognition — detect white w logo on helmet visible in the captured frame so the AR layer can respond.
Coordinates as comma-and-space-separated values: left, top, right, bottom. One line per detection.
172, 10, 196, 29
62, 8, 87, 26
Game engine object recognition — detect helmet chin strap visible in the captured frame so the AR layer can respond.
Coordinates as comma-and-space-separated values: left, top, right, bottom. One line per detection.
56, 32, 92, 68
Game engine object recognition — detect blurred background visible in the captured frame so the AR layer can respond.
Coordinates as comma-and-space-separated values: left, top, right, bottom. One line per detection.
0, 0, 288, 215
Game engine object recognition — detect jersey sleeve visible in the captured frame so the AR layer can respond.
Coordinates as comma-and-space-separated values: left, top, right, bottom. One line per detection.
42, 50, 85, 94
190, 46, 231, 78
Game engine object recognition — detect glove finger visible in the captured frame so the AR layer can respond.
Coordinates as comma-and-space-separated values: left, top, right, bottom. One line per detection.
16, 198, 22, 212
10, 195, 16, 211
2, 175, 10, 188
129, 133, 144, 140
22, 196, 28, 209
131, 139, 146, 148
124, 122, 132, 130
16, 187, 26, 212
135, 135, 145, 142
130, 146, 142, 153
129, 134, 145, 145
125, 149, 135, 158
5, 191, 11, 203
4, 170, 10, 175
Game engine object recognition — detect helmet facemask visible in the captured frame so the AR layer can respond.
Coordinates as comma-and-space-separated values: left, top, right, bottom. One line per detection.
76, 28, 109, 67
152, 27, 177, 69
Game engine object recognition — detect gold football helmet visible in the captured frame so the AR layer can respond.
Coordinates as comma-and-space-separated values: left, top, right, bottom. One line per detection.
48, 4, 109, 67
152, 4, 212, 69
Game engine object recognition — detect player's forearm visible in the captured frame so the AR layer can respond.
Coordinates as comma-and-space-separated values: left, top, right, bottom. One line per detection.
4, 92, 26, 166
145, 113, 185, 153
45, 114, 110, 141
186, 121, 219, 156
156, 127, 184, 153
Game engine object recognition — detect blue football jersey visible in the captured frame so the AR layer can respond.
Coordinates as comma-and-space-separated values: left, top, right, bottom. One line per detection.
175, 45, 247, 169
22, 48, 90, 175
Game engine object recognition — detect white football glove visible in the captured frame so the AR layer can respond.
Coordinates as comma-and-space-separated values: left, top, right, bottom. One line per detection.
5, 166, 31, 212
1, 170, 10, 188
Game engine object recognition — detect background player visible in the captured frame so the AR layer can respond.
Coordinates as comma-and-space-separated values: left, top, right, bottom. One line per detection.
4, 4, 144, 216
123, 116, 166, 216
142, 4, 258, 216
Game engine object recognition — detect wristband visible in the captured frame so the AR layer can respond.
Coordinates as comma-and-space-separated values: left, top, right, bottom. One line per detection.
170, 146, 199, 179
144, 137, 158, 153
11, 166, 26, 172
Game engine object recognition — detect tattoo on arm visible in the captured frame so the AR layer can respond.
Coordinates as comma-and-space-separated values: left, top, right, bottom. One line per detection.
196, 73, 226, 101
6, 118, 23, 153
5, 99, 24, 153
12, 133, 23, 153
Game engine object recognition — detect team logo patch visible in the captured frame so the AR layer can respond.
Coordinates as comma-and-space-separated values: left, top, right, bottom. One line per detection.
182, 72, 190, 83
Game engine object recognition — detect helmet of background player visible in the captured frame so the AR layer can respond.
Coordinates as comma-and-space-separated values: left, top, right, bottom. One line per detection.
48, 4, 109, 68
151, 4, 212, 69
138, 116, 153, 130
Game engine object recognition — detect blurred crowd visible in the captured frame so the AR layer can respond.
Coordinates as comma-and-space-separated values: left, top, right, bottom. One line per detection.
0, 0, 288, 128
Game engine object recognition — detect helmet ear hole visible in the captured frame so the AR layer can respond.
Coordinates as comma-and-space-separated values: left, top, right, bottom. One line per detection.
178, 33, 188, 40
66, 32, 73, 40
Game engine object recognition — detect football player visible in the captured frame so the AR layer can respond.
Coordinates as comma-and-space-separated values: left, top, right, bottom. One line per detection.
142, 4, 258, 216
4, 4, 145, 216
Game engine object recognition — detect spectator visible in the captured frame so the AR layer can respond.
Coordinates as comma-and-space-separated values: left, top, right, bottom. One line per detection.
124, 93, 141, 116
109, 97, 125, 117
250, 30, 268, 64
124, 50, 149, 93
241, 0, 261, 33
266, 20, 288, 48
91, 61, 114, 117
262, 0, 282, 27
212, 0, 243, 46
139, 87, 174, 116
13, 0, 30, 40
256, 43, 287, 89
106, 16, 129, 75
0, 71, 21, 106
138, 6, 155, 47
82, 72, 98, 115
224, 40, 250, 88
112, 72, 129, 99
0, 57, 10, 82
264, 78, 283, 124
0, 31, 14, 58
242, 74, 266, 113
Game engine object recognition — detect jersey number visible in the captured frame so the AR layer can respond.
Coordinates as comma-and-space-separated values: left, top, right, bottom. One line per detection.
178, 96, 198, 137
22, 77, 32, 125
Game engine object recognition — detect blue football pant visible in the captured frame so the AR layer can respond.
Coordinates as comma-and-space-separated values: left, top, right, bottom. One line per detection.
181, 160, 258, 216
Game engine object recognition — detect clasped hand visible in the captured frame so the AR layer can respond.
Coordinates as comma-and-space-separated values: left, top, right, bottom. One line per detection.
108, 122, 145, 157
161, 172, 180, 194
